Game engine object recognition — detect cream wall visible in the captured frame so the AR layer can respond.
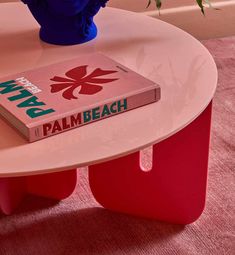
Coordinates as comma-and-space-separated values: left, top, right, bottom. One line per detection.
107, 0, 223, 12
0, 0, 227, 7
1, 0, 234, 39
108, 0, 235, 39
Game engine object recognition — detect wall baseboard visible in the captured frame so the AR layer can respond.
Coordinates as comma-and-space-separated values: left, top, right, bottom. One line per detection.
143, 1, 235, 39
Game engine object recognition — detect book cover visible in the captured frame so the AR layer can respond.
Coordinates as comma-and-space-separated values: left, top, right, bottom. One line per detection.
0, 53, 160, 142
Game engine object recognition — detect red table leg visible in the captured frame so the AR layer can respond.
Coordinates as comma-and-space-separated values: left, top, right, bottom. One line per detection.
27, 169, 77, 200
0, 169, 77, 215
0, 177, 26, 215
89, 102, 212, 224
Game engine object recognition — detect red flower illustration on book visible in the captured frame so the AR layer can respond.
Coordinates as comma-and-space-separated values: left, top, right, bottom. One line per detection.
50, 65, 118, 100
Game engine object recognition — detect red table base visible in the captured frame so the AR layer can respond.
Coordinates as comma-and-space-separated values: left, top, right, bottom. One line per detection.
0, 102, 212, 224
89, 102, 212, 224
0, 170, 77, 215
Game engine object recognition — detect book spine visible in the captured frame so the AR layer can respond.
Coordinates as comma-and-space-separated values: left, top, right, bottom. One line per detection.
28, 87, 160, 142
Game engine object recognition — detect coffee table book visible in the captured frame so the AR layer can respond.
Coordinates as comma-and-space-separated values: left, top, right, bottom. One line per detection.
0, 53, 160, 142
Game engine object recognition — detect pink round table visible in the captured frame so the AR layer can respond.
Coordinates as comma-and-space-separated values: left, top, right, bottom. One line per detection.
0, 3, 217, 223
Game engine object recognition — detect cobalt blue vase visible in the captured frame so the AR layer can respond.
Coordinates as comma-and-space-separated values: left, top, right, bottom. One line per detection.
21, 0, 108, 45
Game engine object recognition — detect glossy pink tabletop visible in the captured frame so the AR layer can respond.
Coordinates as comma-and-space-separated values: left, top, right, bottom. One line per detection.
0, 3, 217, 177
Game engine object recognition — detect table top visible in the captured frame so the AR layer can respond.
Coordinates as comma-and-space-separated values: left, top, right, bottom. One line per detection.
0, 3, 217, 177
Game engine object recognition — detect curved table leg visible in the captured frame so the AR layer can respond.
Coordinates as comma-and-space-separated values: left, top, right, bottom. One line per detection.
27, 169, 77, 200
89, 102, 212, 224
0, 177, 26, 215
0, 169, 77, 215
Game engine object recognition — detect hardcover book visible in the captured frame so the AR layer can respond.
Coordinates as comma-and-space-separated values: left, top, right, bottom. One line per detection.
0, 53, 160, 142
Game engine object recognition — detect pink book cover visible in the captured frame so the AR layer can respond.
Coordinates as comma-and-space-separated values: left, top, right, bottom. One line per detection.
0, 53, 160, 142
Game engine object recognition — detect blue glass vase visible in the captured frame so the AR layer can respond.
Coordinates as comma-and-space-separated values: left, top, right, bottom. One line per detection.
21, 0, 108, 45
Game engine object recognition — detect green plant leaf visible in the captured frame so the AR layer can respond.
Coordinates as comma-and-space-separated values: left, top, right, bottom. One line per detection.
155, 0, 162, 10
145, 0, 212, 15
196, 0, 205, 14
146, 0, 151, 8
